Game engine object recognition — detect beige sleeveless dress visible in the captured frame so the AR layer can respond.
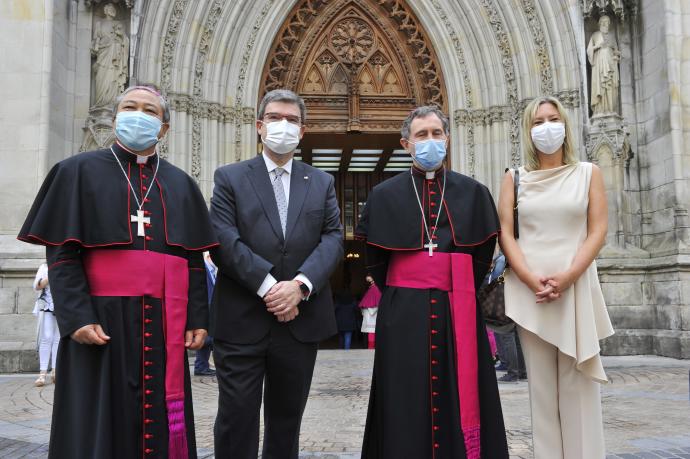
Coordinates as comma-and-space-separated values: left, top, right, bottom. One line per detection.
504, 162, 614, 383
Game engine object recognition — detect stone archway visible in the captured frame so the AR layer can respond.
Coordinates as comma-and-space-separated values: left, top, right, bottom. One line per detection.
260, 0, 447, 135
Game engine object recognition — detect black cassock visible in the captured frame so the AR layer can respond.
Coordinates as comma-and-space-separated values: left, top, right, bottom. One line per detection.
18, 143, 217, 459
355, 167, 509, 458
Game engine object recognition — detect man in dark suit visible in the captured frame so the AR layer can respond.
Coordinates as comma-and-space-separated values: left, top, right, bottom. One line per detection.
210, 89, 343, 458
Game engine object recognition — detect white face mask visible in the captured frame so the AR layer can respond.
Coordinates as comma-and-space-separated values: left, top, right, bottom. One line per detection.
262, 119, 301, 155
530, 121, 565, 155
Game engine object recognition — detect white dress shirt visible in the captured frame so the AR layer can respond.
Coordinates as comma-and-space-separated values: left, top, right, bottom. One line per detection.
256, 152, 313, 298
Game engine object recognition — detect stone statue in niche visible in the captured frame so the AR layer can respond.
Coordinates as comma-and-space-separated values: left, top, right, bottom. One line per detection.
587, 15, 620, 115
91, 3, 129, 107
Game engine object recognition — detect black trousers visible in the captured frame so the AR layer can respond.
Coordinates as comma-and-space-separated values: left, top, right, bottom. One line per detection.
213, 322, 318, 459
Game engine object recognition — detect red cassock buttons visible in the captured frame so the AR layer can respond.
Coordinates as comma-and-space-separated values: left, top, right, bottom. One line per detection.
433, 425, 440, 431
145, 319, 153, 324
434, 443, 440, 449
145, 448, 154, 454
144, 419, 153, 424
431, 330, 438, 335
431, 214, 438, 218
145, 374, 153, 380
139, 164, 145, 168
144, 210, 151, 215
431, 299, 438, 304
144, 434, 154, 439
433, 391, 439, 396
144, 346, 152, 352
432, 375, 439, 381
145, 304, 152, 310
145, 236, 153, 241
145, 403, 153, 409
433, 407, 439, 413
432, 360, 438, 365
430, 202, 436, 207
430, 314, 439, 319
145, 361, 153, 366
142, 185, 148, 191
145, 389, 154, 395
144, 198, 151, 203
142, 174, 148, 179
431, 345, 438, 350
145, 332, 152, 338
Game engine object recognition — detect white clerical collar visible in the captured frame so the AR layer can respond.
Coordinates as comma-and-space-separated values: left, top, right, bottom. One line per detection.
116, 141, 156, 164
262, 151, 293, 175
426, 170, 436, 180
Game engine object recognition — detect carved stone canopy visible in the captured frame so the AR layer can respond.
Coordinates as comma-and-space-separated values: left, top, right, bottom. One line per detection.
260, 0, 447, 134
583, 0, 637, 20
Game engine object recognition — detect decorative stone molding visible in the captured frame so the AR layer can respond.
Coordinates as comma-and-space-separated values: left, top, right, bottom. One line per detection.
582, 0, 638, 20
521, 0, 554, 96
160, 0, 190, 92
235, 0, 276, 161
428, 0, 475, 175
453, 91, 581, 127
479, 0, 521, 167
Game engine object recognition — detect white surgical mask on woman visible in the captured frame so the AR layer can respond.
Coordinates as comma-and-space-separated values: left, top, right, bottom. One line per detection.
262, 119, 301, 155
530, 121, 565, 155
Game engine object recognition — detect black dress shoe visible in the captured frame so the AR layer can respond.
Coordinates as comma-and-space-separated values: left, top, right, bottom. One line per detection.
194, 369, 216, 377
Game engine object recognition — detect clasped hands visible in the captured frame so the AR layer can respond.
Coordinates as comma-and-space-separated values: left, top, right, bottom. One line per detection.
263, 280, 303, 323
71, 324, 208, 349
528, 270, 576, 304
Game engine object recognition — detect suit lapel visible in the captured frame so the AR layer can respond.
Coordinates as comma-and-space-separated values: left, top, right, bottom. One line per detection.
285, 160, 311, 241
247, 156, 284, 242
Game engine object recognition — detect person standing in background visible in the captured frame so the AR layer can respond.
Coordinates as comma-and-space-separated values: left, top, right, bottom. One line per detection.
194, 252, 217, 377
33, 263, 59, 387
358, 274, 380, 349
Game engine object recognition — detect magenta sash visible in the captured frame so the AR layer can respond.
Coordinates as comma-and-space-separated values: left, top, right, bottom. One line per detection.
386, 251, 480, 459
83, 249, 189, 459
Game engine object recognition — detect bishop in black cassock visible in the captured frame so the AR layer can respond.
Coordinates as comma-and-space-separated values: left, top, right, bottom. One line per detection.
355, 107, 509, 458
18, 86, 217, 459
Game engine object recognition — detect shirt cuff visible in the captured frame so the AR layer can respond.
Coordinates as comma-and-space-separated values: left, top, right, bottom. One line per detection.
257, 273, 278, 298
294, 273, 313, 299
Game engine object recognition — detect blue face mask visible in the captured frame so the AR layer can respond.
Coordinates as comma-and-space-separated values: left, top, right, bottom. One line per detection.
114, 111, 163, 152
411, 139, 447, 170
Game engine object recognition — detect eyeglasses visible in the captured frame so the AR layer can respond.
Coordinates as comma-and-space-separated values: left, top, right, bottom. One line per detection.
262, 113, 301, 125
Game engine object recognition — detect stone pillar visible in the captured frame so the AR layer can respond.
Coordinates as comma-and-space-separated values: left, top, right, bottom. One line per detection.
586, 0, 690, 359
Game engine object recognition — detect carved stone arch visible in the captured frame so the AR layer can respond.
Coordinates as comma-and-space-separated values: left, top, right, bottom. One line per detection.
260, 0, 447, 134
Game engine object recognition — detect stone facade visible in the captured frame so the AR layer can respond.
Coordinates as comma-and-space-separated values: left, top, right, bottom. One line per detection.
0, 0, 688, 370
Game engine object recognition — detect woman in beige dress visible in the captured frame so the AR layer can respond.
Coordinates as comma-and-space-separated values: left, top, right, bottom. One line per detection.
498, 96, 614, 459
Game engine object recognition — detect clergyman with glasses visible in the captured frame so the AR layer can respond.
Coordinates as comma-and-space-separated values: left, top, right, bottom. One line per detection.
209, 89, 343, 458
354, 106, 509, 458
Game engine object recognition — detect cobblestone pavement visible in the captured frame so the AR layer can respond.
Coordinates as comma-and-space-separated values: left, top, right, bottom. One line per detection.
0, 351, 688, 458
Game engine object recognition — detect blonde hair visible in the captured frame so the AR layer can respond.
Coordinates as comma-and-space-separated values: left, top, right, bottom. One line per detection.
521, 96, 578, 171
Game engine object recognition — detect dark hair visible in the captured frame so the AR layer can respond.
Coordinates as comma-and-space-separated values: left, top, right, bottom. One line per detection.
401, 105, 450, 139
113, 84, 170, 123
257, 89, 307, 124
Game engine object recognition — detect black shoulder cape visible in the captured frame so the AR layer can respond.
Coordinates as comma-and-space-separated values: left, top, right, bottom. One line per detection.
18, 145, 217, 251
356, 168, 500, 248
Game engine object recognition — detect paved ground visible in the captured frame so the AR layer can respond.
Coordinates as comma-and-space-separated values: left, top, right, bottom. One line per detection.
0, 350, 688, 458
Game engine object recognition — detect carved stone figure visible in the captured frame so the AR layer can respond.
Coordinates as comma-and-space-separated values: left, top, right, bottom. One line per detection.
587, 15, 620, 115
91, 4, 129, 107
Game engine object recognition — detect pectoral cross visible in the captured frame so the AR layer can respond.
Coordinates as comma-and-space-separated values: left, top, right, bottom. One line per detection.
425, 242, 438, 257
131, 210, 150, 237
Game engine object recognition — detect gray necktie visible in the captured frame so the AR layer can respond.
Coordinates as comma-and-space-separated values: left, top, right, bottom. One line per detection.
272, 167, 288, 236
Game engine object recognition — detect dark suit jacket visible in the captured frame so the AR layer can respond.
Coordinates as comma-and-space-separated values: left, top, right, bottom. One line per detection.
209, 155, 343, 343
